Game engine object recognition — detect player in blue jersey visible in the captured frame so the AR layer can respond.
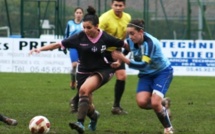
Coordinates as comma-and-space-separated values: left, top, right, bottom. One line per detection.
65, 7, 84, 90
29, 6, 127, 134
65, 7, 84, 114
0, 114, 17, 126
112, 19, 174, 134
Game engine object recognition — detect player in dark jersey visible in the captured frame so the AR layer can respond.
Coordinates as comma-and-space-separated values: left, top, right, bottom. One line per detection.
29, 6, 127, 134
0, 114, 17, 126
70, 0, 131, 115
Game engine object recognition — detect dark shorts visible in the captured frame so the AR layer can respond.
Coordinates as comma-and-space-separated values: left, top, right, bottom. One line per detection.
76, 68, 115, 90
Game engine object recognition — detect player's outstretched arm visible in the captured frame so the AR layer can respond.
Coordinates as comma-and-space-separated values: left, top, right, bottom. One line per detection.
29, 42, 62, 55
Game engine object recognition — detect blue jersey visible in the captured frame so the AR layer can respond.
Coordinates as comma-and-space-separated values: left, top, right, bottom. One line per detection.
65, 19, 83, 38
64, 19, 83, 62
127, 32, 171, 75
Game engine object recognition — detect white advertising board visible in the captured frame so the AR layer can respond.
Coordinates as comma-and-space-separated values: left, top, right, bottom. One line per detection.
0, 38, 215, 76
160, 40, 215, 76
0, 38, 71, 73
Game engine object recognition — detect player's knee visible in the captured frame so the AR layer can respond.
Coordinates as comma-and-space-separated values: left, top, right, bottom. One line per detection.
72, 62, 77, 68
151, 100, 161, 110
79, 88, 90, 96
115, 70, 127, 80
117, 75, 126, 80
136, 100, 148, 109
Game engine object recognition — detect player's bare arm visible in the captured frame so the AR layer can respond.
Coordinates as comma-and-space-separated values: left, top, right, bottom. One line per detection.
29, 42, 61, 54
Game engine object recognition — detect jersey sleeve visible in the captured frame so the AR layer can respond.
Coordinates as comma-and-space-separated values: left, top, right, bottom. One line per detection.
61, 33, 79, 48
128, 60, 147, 70
127, 39, 154, 70
104, 33, 124, 51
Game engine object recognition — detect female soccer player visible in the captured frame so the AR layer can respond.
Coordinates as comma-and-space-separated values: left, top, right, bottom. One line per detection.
29, 6, 126, 133
112, 19, 174, 134
64, 7, 84, 90
64, 7, 84, 114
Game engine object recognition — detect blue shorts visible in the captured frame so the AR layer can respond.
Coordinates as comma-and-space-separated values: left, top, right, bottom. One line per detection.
136, 66, 173, 96
69, 48, 78, 63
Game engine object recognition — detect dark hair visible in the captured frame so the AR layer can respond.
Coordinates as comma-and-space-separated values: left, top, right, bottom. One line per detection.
112, 0, 126, 4
83, 6, 99, 26
127, 19, 145, 31
74, 7, 84, 13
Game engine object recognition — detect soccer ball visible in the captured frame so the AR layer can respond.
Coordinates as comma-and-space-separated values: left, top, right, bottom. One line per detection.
29, 115, 50, 134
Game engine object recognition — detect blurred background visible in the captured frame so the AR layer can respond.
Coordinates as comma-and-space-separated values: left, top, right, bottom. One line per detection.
0, 0, 214, 40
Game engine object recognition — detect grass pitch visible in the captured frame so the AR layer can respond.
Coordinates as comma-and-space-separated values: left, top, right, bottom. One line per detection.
0, 73, 214, 134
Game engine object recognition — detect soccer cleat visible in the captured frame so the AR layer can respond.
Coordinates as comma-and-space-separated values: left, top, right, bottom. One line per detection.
88, 110, 100, 131
164, 127, 174, 134
162, 97, 172, 119
111, 107, 128, 115
4, 117, 18, 126
69, 98, 78, 113
69, 122, 85, 134
70, 81, 76, 90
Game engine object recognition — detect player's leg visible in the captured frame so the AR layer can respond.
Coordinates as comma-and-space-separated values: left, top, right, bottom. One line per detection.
151, 66, 174, 133
162, 97, 172, 119
69, 79, 79, 113
69, 68, 114, 133
135, 75, 172, 111
87, 101, 100, 131
69, 73, 102, 133
151, 93, 173, 134
136, 92, 152, 109
69, 48, 79, 89
69, 92, 79, 113
111, 63, 127, 115
135, 75, 153, 110
0, 114, 18, 126
87, 68, 114, 131
69, 48, 79, 113
70, 62, 77, 89
69, 72, 88, 113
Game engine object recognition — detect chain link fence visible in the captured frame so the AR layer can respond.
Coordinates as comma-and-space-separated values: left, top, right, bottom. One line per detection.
0, 0, 215, 39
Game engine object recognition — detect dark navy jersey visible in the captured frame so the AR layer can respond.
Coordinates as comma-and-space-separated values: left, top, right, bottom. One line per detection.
61, 30, 124, 72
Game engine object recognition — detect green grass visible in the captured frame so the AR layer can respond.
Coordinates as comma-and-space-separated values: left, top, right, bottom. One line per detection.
0, 73, 215, 134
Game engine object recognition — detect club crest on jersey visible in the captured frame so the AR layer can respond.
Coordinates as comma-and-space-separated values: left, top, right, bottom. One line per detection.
91, 46, 98, 52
